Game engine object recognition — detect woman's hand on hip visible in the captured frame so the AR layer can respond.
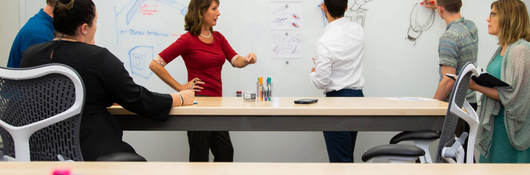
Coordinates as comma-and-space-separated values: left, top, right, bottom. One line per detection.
180, 78, 205, 92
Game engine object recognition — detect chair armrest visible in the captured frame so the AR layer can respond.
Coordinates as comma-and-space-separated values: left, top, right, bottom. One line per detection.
362, 144, 425, 162
96, 153, 147, 162
390, 130, 440, 144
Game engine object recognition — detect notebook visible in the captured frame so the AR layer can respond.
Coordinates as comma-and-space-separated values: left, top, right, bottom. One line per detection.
472, 72, 510, 88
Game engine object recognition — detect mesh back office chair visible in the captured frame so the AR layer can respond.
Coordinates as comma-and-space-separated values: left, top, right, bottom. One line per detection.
382, 62, 483, 163
0, 64, 84, 161
362, 63, 480, 163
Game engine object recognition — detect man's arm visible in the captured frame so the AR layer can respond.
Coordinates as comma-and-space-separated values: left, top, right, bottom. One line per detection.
310, 44, 333, 89
433, 66, 457, 100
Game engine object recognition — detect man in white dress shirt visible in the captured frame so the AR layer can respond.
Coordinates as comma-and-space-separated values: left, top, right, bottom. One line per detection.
310, 0, 365, 163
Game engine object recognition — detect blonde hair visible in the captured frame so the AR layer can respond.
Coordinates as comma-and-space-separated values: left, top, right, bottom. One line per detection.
492, 0, 530, 46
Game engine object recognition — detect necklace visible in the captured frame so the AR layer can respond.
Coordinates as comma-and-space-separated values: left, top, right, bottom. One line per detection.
54, 33, 81, 42
199, 31, 212, 39
54, 37, 79, 42
50, 33, 81, 59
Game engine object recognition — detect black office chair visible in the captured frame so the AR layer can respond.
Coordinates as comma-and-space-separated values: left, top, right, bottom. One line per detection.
386, 130, 440, 163
362, 63, 480, 163
0, 64, 85, 161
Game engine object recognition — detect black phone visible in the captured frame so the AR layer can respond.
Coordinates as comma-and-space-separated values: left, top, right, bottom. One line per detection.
294, 99, 318, 104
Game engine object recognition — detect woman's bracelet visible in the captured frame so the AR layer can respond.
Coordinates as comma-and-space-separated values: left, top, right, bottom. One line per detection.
178, 93, 184, 106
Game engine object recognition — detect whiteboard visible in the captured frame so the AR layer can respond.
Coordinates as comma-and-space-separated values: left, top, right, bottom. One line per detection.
94, 0, 324, 97
93, 0, 498, 98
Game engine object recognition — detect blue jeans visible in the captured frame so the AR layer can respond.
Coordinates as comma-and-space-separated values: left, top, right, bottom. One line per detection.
324, 89, 364, 163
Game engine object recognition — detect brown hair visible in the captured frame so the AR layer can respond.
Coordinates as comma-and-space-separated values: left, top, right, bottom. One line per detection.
47, 0, 57, 6
185, 0, 220, 36
436, 0, 462, 13
492, 0, 530, 46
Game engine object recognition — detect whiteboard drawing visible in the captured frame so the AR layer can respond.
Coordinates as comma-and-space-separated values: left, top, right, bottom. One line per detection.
315, 0, 373, 27
271, 0, 303, 59
272, 31, 303, 58
345, 0, 373, 27
129, 46, 154, 79
109, 0, 189, 79
271, 1, 303, 30
114, 0, 188, 44
124, 0, 188, 25
406, 2, 436, 45
126, 0, 143, 25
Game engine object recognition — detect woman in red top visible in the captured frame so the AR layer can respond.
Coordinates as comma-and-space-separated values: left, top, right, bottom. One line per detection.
149, 0, 257, 162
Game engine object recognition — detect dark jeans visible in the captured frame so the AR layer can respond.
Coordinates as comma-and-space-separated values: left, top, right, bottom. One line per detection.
187, 131, 234, 162
323, 89, 364, 163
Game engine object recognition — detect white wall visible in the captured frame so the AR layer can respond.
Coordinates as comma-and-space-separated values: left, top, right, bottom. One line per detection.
0, 0, 20, 67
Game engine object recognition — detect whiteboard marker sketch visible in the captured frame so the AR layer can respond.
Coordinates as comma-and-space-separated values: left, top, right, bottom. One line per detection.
316, 0, 373, 27
345, 0, 373, 27
406, 1, 436, 45
272, 31, 303, 58
271, 0, 303, 59
110, 0, 189, 79
271, 1, 303, 30
129, 46, 155, 79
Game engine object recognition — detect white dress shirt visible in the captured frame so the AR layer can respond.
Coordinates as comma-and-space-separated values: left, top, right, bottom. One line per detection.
310, 17, 365, 93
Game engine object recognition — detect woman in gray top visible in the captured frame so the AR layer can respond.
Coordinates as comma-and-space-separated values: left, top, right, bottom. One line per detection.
469, 0, 529, 163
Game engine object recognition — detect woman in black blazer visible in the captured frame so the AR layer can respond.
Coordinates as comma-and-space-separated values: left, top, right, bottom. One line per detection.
20, 0, 195, 161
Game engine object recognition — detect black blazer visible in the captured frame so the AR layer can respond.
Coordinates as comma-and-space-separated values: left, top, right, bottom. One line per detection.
21, 41, 172, 160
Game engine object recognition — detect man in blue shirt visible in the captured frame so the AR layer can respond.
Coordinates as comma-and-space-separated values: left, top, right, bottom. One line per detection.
7, 0, 56, 68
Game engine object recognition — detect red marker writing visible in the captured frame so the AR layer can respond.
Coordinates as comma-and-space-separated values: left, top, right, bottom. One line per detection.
292, 22, 299, 28
420, 1, 435, 6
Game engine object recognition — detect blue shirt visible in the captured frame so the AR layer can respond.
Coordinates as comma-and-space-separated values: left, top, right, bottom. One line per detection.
7, 9, 54, 68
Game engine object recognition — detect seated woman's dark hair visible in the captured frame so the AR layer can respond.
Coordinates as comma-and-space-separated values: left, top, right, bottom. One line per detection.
53, 0, 96, 36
